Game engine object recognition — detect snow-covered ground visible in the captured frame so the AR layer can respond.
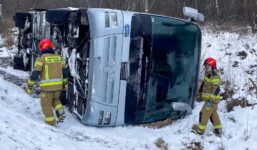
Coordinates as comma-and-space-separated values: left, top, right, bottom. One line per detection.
0, 32, 18, 58
0, 30, 257, 150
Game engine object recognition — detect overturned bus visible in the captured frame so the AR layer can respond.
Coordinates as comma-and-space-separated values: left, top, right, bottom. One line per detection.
13, 7, 203, 126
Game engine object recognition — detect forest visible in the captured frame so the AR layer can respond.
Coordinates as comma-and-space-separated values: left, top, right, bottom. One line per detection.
1, 0, 257, 31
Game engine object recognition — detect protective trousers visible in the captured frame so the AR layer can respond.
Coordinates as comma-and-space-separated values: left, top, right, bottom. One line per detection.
198, 102, 222, 133
40, 91, 63, 125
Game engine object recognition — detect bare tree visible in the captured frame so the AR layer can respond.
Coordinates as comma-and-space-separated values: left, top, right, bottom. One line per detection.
1, 0, 257, 31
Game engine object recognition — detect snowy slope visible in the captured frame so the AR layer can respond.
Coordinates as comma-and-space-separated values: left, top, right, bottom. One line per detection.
1, 31, 257, 150
0, 32, 18, 58
202, 30, 257, 104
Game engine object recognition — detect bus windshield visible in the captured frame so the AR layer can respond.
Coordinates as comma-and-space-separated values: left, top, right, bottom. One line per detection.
125, 14, 201, 124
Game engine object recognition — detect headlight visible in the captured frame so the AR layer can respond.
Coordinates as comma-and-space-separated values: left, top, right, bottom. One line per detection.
105, 12, 118, 28
105, 12, 110, 28
98, 111, 112, 125
98, 111, 104, 125
110, 12, 117, 27
103, 111, 111, 125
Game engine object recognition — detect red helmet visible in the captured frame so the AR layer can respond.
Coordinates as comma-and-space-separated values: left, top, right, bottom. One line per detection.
204, 57, 217, 69
39, 39, 53, 51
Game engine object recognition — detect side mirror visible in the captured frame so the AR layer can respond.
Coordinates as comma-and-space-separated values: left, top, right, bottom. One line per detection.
183, 7, 204, 22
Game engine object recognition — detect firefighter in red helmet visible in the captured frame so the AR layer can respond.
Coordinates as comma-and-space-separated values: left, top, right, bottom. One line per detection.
192, 57, 222, 137
26, 39, 68, 125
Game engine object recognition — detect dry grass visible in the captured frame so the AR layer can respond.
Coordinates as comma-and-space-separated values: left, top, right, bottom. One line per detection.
183, 141, 203, 150
0, 17, 17, 48
237, 51, 248, 60
201, 21, 254, 35
155, 138, 168, 150
220, 81, 234, 100
226, 98, 248, 112
226, 97, 257, 112
0, 16, 14, 34
221, 80, 257, 112
1, 30, 16, 48
141, 118, 174, 129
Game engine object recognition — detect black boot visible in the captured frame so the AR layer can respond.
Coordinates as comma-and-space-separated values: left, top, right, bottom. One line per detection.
56, 109, 65, 123
214, 129, 222, 137
191, 124, 204, 135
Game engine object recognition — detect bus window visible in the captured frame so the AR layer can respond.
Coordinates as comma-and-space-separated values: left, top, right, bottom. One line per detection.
126, 14, 201, 124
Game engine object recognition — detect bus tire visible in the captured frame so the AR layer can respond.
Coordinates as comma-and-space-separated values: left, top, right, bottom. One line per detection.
13, 12, 31, 29
46, 10, 71, 24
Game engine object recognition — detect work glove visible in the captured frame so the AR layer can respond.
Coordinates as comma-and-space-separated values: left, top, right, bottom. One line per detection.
63, 84, 68, 91
206, 101, 212, 106
26, 88, 32, 94
196, 93, 203, 102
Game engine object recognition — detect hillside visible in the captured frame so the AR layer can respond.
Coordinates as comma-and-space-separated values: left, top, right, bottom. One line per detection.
0, 30, 257, 150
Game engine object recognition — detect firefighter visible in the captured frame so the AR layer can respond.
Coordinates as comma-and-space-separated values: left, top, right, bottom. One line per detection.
192, 57, 222, 137
26, 39, 68, 126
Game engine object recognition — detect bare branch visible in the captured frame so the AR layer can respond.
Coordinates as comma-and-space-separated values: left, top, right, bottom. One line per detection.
32, 0, 39, 8
126, 0, 131, 11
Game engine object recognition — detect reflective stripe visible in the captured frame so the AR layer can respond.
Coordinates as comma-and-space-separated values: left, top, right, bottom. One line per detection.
213, 124, 222, 129
202, 93, 211, 96
202, 95, 210, 99
39, 78, 63, 84
45, 65, 49, 80
40, 81, 63, 87
210, 94, 220, 99
45, 56, 62, 63
212, 79, 221, 85
39, 79, 63, 87
28, 79, 36, 85
63, 78, 67, 82
35, 61, 43, 67
45, 116, 55, 122
204, 77, 220, 85
54, 104, 63, 111
202, 93, 211, 98
198, 124, 206, 130
202, 93, 220, 99
40, 93, 46, 98
204, 77, 211, 82
206, 107, 211, 111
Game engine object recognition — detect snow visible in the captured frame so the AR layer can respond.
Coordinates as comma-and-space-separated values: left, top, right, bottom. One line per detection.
1, 30, 257, 149
0, 35, 9, 57
0, 30, 18, 58
68, 48, 80, 79
0, 66, 29, 79
0, 46, 17, 58
0, 35, 4, 45
202, 30, 257, 104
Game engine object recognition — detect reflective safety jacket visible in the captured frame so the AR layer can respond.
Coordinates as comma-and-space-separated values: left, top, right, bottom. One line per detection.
27, 50, 68, 91
199, 69, 221, 104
